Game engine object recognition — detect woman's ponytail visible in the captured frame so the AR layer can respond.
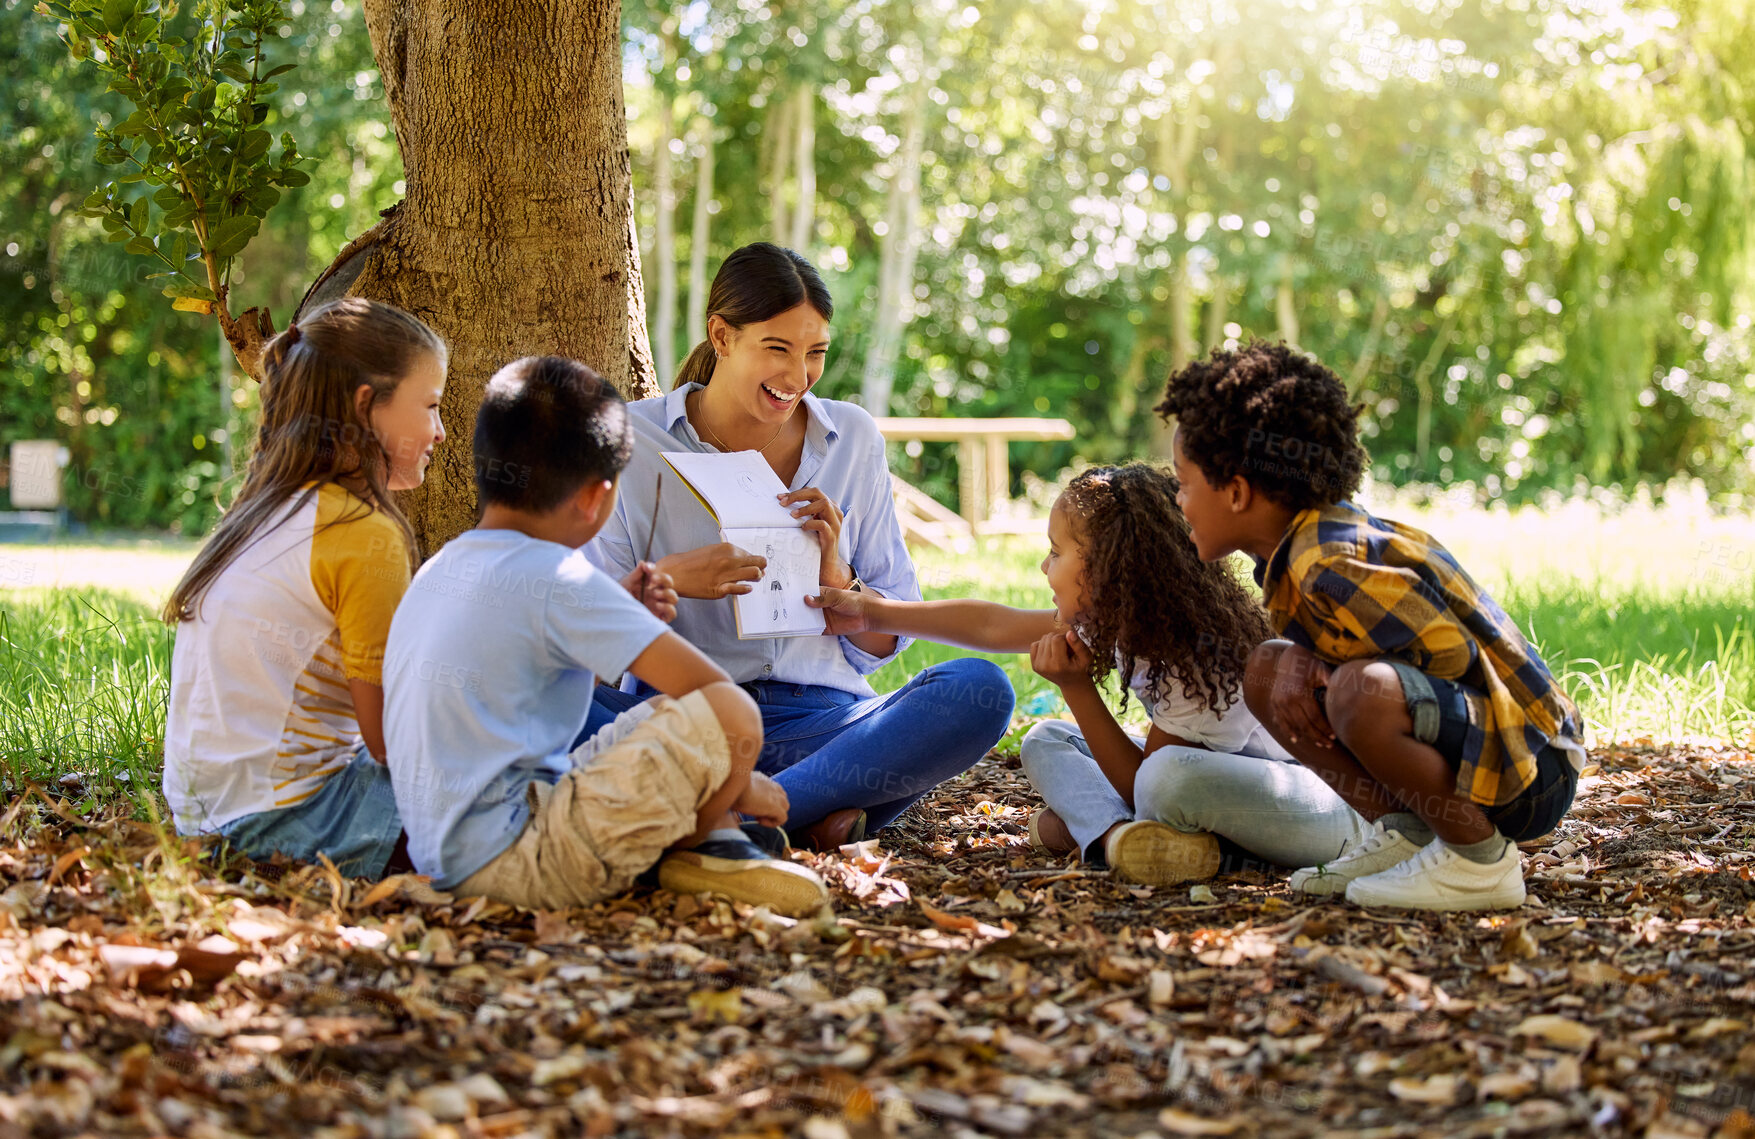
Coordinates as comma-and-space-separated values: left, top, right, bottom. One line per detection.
672, 338, 719, 390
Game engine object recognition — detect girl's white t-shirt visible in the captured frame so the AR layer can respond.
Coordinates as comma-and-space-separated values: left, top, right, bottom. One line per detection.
163, 484, 411, 833
1124, 661, 1292, 760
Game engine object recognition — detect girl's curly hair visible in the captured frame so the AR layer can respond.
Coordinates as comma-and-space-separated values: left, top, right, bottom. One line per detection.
1061, 464, 1275, 716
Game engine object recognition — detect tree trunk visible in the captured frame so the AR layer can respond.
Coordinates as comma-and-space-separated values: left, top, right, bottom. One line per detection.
1349, 293, 1390, 390
860, 73, 926, 414
686, 117, 714, 351
654, 94, 678, 387
1275, 258, 1299, 347
1204, 279, 1231, 351
789, 84, 816, 252
766, 93, 794, 246
299, 0, 656, 556
1152, 89, 1202, 458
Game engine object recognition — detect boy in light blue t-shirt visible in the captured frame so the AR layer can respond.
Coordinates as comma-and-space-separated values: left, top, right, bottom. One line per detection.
384, 356, 828, 915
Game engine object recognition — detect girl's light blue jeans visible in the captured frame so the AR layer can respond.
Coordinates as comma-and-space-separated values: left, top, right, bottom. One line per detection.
1019, 719, 1370, 869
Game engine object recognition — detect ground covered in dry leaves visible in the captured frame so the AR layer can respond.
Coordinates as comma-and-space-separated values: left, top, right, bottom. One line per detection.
3, 740, 1754, 1139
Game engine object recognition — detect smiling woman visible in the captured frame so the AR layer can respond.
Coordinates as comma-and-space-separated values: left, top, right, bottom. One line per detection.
581, 243, 1016, 852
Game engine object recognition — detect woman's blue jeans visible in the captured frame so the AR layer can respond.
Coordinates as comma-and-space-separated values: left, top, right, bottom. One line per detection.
579, 657, 1015, 831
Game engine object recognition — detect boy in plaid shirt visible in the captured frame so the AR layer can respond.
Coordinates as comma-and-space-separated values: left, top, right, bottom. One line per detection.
1157, 342, 1586, 911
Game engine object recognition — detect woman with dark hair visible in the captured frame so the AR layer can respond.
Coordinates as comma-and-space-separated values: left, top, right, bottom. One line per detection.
583, 242, 1015, 851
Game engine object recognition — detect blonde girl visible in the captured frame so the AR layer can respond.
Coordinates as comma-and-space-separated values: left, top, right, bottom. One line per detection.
162, 298, 446, 878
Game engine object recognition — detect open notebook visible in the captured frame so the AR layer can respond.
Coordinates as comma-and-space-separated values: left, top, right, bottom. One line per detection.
659, 450, 828, 639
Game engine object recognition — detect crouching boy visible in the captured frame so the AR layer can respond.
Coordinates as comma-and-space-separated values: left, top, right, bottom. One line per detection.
1158, 342, 1587, 912
384, 356, 828, 915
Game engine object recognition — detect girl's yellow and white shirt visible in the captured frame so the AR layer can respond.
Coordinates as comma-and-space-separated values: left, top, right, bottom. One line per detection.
164, 483, 411, 834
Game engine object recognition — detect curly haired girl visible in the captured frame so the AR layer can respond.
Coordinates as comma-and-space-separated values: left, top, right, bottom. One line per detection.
809, 463, 1367, 885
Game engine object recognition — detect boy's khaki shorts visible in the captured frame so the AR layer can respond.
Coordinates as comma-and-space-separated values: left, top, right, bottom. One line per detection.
455, 691, 729, 910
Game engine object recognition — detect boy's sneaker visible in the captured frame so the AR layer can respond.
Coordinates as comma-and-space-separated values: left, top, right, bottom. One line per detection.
740, 821, 790, 856
658, 837, 829, 916
1103, 820, 1221, 886
1289, 820, 1423, 897
1345, 836, 1526, 911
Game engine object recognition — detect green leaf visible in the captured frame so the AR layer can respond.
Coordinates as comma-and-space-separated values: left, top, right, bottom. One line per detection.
102, 0, 133, 33
163, 281, 217, 301
129, 196, 149, 232
239, 129, 271, 160
263, 63, 295, 79
208, 214, 259, 258
153, 186, 183, 210
125, 235, 156, 256
216, 54, 252, 84
276, 167, 309, 187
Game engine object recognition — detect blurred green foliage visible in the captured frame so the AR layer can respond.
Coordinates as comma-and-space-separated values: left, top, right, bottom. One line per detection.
6, 0, 1753, 533
3, 0, 397, 531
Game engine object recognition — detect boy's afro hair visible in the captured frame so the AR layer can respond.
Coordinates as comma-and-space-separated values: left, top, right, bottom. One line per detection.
1155, 340, 1368, 512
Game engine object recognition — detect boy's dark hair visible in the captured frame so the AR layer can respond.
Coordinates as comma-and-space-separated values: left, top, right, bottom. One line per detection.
1060, 464, 1274, 715
474, 356, 632, 512
1155, 340, 1368, 511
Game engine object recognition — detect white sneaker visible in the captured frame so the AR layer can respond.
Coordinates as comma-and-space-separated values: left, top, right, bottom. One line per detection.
1288, 820, 1423, 897
1345, 836, 1526, 911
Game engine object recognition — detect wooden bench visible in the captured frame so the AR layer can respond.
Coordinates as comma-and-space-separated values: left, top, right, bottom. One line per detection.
874, 417, 1075, 550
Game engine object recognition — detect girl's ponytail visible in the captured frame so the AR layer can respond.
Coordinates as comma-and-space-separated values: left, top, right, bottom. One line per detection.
672, 338, 719, 390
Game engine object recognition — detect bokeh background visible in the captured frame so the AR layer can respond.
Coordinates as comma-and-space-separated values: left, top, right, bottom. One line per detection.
3, 0, 1752, 531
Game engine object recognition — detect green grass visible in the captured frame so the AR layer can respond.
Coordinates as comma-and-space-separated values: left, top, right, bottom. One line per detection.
3, 495, 1751, 815
1, 588, 172, 813
870, 534, 1755, 750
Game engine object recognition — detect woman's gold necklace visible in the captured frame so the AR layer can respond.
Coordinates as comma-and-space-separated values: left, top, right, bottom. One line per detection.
691, 389, 789, 454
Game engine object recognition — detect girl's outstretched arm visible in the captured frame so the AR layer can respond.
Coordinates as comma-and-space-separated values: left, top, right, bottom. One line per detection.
807, 587, 1056, 654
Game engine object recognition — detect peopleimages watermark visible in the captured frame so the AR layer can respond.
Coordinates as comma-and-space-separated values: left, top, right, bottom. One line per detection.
1240, 429, 1356, 496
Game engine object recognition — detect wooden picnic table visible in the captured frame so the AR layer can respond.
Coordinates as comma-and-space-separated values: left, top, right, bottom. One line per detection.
873, 416, 1075, 540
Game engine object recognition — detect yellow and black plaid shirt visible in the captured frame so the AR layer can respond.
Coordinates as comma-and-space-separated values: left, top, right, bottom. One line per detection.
1258, 502, 1584, 808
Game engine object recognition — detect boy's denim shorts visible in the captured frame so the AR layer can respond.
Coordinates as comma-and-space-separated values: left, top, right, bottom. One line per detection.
216, 747, 403, 879
1387, 661, 1579, 842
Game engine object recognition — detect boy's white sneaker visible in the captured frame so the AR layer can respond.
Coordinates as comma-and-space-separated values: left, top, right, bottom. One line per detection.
1288, 820, 1423, 897
1345, 836, 1526, 911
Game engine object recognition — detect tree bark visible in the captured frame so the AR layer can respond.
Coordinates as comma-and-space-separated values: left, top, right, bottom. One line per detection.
301, 0, 656, 555
686, 117, 714, 351
654, 93, 678, 386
